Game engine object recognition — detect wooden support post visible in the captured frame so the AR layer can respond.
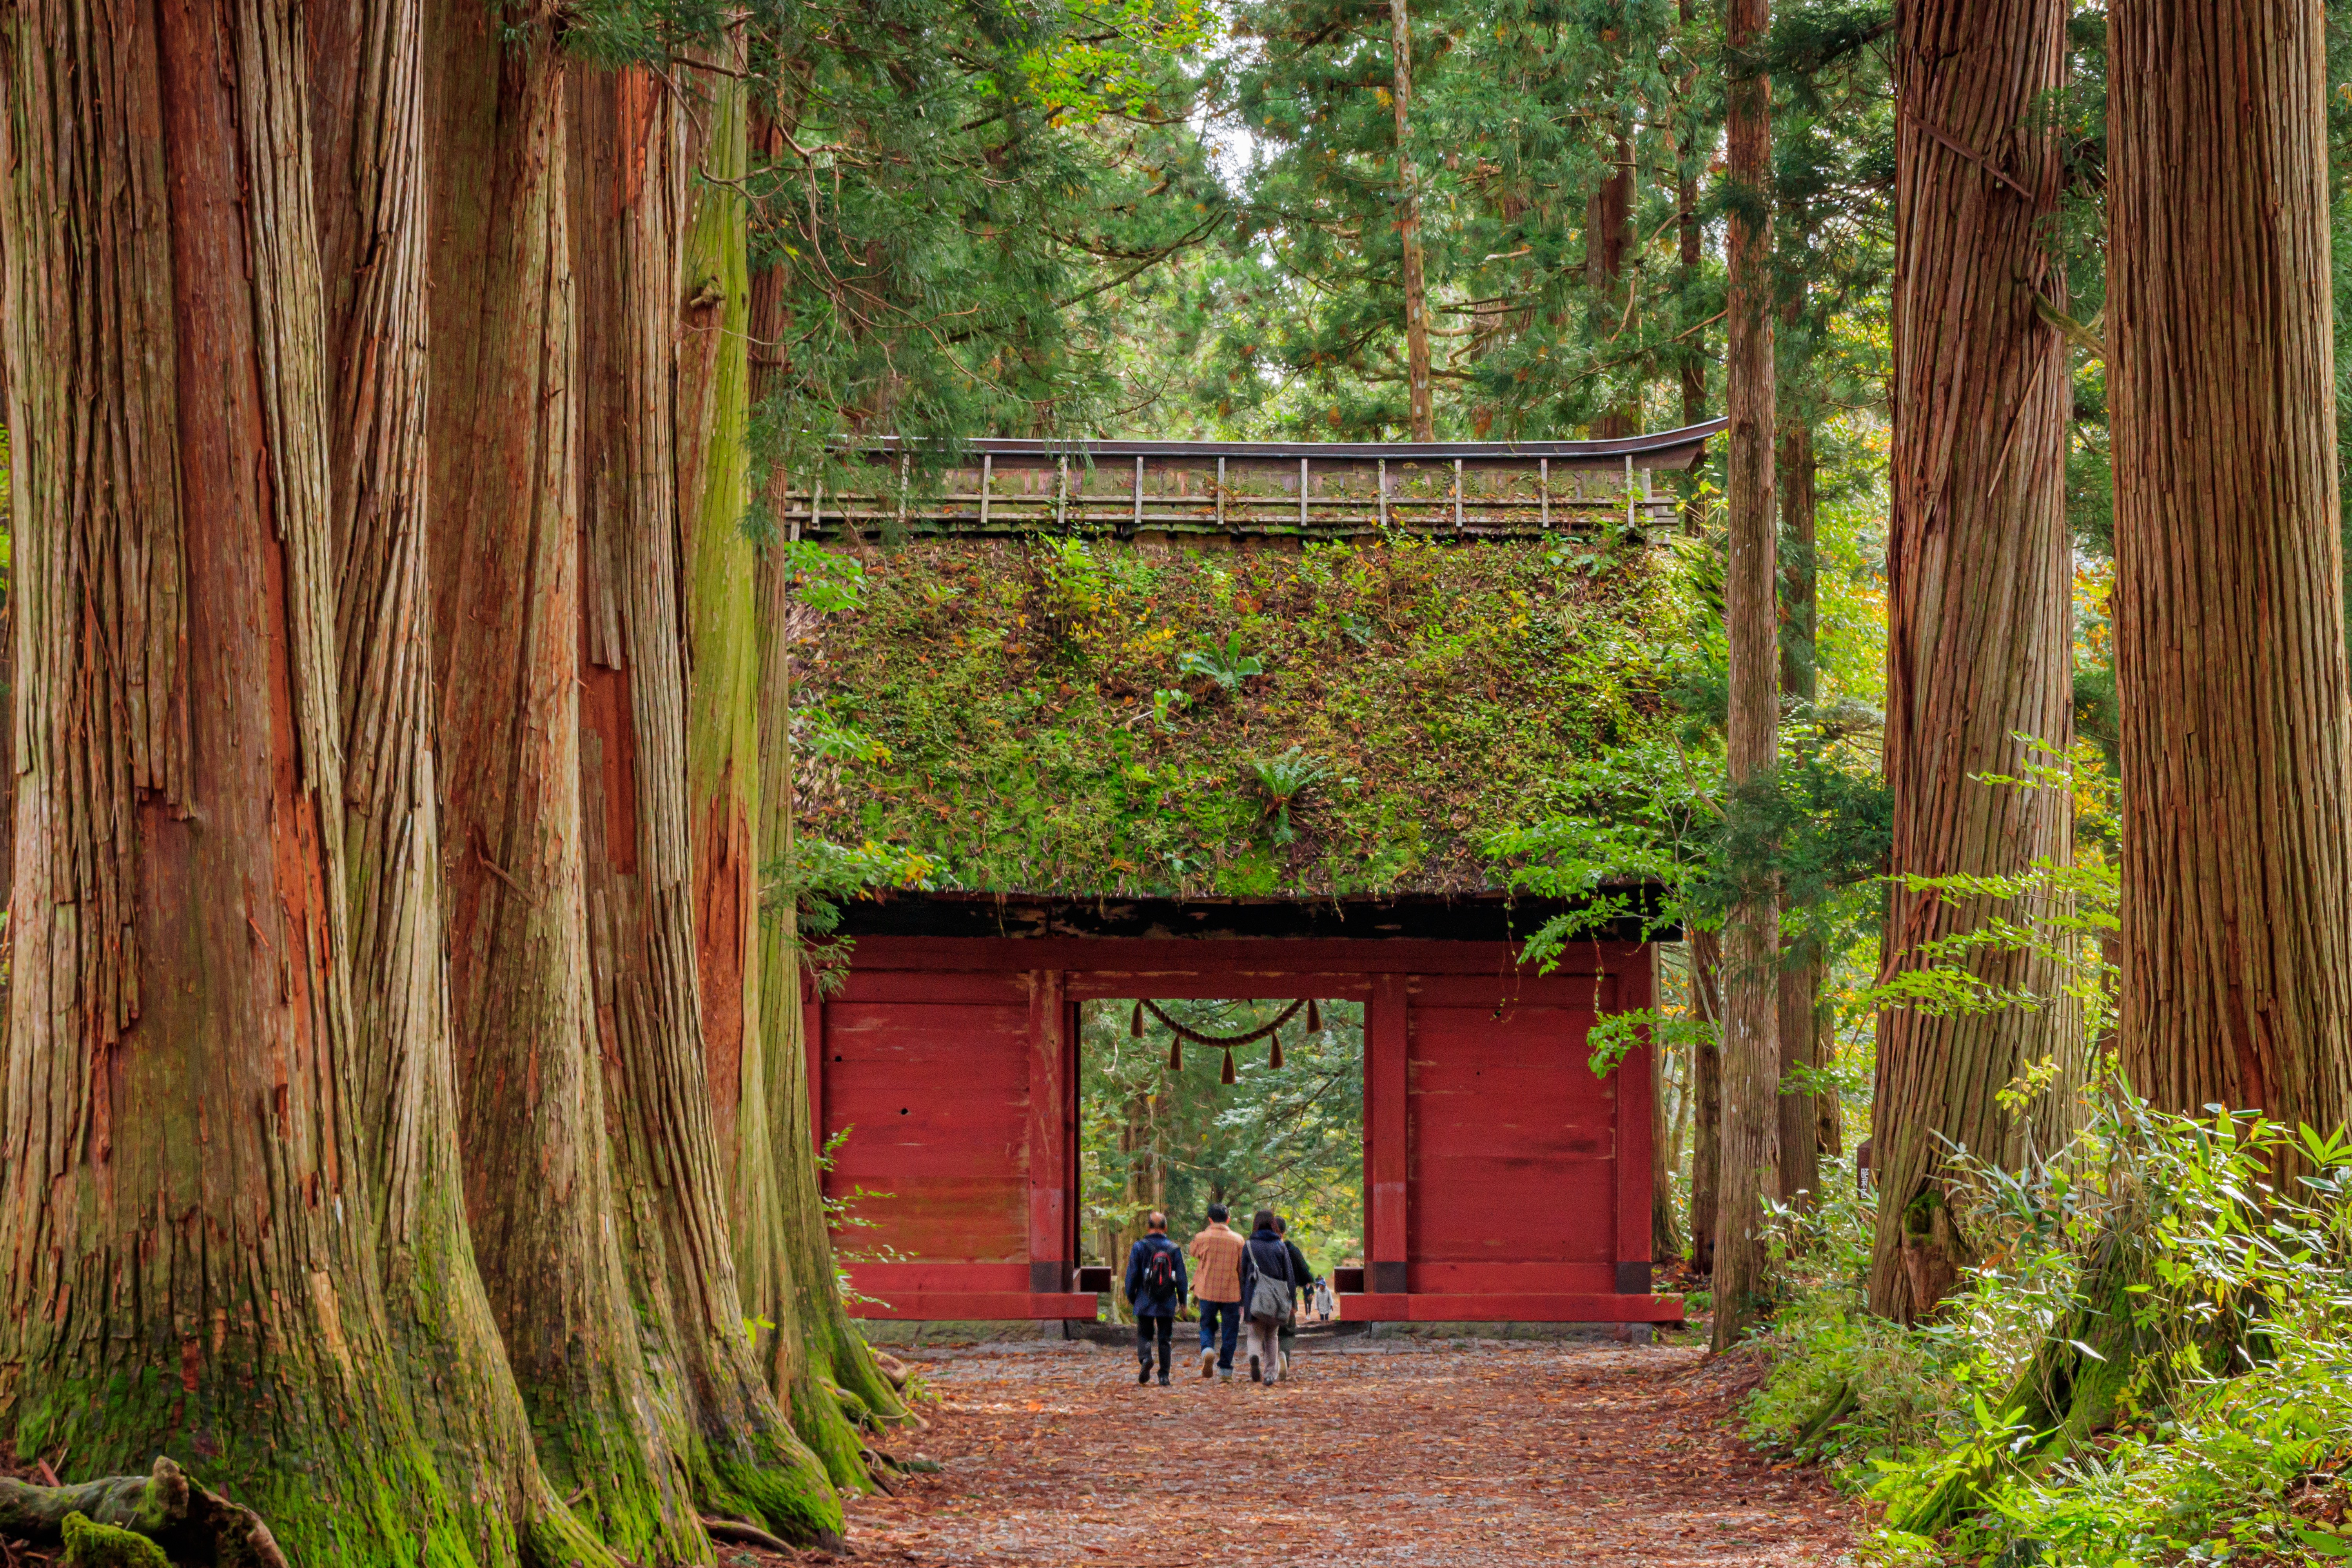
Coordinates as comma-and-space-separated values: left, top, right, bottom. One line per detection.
802, 976, 826, 1154
1133, 454, 1144, 532
1539, 456, 1550, 530
1452, 458, 1464, 529
979, 452, 993, 527
1299, 456, 1310, 528
1377, 458, 1389, 529
1367, 971, 1410, 1294
1613, 947, 1657, 1293
1216, 455, 1227, 531
1027, 969, 1073, 1294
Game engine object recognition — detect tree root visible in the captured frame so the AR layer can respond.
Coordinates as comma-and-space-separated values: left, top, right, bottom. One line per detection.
0, 1459, 285, 1568
1788, 1379, 1858, 1453
701, 1515, 796, 1554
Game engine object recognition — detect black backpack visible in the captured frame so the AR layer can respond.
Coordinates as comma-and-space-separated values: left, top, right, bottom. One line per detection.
1142, 1241, 1178, 1295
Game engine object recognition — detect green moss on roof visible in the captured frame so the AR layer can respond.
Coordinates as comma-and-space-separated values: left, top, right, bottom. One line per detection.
798, 534, 1687, 898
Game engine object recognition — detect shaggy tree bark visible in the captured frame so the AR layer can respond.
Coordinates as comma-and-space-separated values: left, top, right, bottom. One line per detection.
1687, 931, 1724, 1274
424, 14, 711, 1559
1390, 0, 1434, 440
311, 4, 606, 1561
2108, 0, 2352, 1138
1872, 0, 2080, 1322
1711, 0, 1780, 1354
567, 60, 842, 1542
1776, 423, 1822, 1209
744, 127, 916, 1457
0, 2, 464, 1555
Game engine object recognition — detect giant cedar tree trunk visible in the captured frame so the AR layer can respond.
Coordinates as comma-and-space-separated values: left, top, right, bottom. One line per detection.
744, 126, 915, 1452
1775, 423, 1822, 1208
2108, 0, 2352, 1138
1390, 0, 1434, 440
1872, 0, 2080, 1322
1588, 130, 1637, 440
423, 13, 707, 1559
0, 2, 463, 1553
567, 63, 842, 1543
309, 3, 603, 1559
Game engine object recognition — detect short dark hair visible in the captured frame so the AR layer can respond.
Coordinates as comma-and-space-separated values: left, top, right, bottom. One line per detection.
1206, 1203, 1229, 1223
1252, 1208, 1277, 1232
1147, 1211, 1167, 1231
1272, 1215, 1288, 1234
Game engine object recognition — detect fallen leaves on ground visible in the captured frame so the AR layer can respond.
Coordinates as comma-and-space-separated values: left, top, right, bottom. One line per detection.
755, 1330, 1861, 1566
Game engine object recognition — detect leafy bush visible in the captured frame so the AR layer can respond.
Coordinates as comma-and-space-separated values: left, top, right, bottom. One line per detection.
1748, 1103, 2352, 1567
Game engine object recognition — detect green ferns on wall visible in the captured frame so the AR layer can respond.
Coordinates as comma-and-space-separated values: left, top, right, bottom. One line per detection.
797, 533, 1689, 898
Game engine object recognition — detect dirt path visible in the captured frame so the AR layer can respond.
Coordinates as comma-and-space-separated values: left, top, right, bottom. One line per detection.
818, 1332, 1859, 1566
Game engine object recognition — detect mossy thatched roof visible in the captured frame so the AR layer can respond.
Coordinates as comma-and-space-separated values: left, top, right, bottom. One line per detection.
797, 534, 1687, 899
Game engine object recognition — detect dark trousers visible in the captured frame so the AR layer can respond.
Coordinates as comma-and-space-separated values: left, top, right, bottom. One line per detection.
1197, 1298, 1241, 1368
1135, 1314, 1174, 1375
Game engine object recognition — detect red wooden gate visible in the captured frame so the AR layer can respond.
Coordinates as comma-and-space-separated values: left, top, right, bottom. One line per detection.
808, 935, 1683, 1327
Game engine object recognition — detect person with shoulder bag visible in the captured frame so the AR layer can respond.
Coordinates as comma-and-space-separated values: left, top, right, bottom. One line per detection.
1123, 1212, 1188, 1386
1235, 1208, 1294, 1385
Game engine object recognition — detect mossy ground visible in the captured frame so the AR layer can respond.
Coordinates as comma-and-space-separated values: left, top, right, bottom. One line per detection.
802, 534, 1685, 897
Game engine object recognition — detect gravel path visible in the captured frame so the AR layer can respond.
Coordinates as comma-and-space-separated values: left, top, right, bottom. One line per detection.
813, 1332, 1860, 1567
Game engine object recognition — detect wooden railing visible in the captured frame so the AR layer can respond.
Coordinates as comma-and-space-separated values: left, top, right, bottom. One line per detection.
782, 420, 1724, 542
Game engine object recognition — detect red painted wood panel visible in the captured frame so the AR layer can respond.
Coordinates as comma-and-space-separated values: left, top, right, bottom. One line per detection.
846, 1262, 1032, 1291
1067, 971, 1374, 1002
1367, 973, 1410, 1292
837, 969, 1031, 1005
1410, 972, 1619, 1009
823, 994, 1031, 1269
1336, 1291, 1684, 1323
1409, 1002, 1619, 1270
849, 936, 1647, 976
1406, 1263, 1618, 1293
1026, 972, 1071, 1291
848, 1292, 1102, 1321
1614, 947, 1657, 1270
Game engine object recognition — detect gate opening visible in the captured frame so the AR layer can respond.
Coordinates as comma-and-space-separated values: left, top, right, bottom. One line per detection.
1078, 999, 1364, 1320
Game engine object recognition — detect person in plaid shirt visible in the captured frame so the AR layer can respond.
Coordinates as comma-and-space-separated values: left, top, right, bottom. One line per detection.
1187, 1204, 1247, 1379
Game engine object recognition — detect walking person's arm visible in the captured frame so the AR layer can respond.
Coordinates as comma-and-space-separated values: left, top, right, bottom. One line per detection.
1124, 1239, 1144, 1307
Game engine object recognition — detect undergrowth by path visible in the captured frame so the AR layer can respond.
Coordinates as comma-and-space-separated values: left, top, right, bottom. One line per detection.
749, 1334, 1858, 1567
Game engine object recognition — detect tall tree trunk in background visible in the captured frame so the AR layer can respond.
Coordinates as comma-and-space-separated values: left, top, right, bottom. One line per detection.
567, 62, 842, 1543
2108, 0, 2352, 1140
746, 114, 915, 1462
1711, 0, 1779, 1354
425, 16, 710, 1559
1651, 1033, 1684, 1261
1390, 0, 1435, 440
1873, 0, 2078, 1323
1687, 933, 1724, 1275
311, 4, 603, 1559
1676, 0, 1708, 533
1588, 129, 1638, 439
1775, 423, 1822, 1207
0, 2, 462, 1551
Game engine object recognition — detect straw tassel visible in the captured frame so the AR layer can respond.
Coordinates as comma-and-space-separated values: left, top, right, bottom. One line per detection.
1269, 1032, 1285, 1069
1220, 1047, 1237, 1085
1306, 999, 1322, 1033
1168, 1036, 1183, 1072
1131, 1000, 1145, 1037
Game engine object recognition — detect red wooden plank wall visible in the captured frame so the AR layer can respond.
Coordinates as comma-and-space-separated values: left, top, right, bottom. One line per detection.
816, 940, 1675, 1323
819, 971, 1034, 1283
1405, 980, 1616, 1294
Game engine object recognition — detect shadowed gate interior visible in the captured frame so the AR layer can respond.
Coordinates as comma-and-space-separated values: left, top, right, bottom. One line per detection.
807, 898, 1684, 1329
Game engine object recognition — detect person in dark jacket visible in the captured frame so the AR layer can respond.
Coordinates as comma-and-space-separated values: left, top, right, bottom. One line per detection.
1234, 1209, 1294, 1385
1272, 1215, 1313, 1377
1123, 1212, 1188, 1385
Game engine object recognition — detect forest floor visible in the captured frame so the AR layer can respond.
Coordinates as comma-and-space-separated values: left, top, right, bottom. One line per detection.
760, 1329, 1863, 1567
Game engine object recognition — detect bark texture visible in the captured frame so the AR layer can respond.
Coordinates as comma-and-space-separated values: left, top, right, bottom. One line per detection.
1390, 0, 1435, 440
1872, 0, 2081, 1321
311, 4, 604, 1560
1712, 0, 1780, 1352
0, 1, 461, 1553
1775, 422, 1822, 1209
2107, 0, 2352, 1138
1686, 932, 1723, 1274
424, 14, 706, 1557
